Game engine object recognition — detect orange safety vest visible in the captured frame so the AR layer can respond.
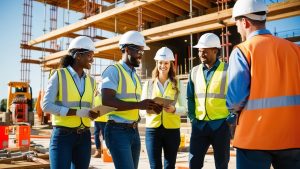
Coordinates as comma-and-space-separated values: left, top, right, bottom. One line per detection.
233, 34, 300, 150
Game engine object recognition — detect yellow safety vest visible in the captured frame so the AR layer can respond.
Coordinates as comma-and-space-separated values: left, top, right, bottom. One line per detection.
94, 94, 108, 122
106, 63, 141, 121
145, 79, 180, 129
191, 62, 229, 121
52, 68, 95, 127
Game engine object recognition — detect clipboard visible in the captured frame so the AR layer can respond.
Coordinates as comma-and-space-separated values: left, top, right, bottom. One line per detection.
91, 105, 117, 116
153, 97, 174, 107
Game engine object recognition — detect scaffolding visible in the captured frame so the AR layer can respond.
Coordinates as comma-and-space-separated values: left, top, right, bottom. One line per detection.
217, 0, 232, 62
18, 0, 300, 85
21, 0, 33, 83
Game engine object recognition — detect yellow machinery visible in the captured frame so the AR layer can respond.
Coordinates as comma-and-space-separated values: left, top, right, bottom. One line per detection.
4, 81, 34, 126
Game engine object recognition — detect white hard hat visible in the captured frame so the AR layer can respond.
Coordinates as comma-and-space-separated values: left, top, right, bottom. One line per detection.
232, 0, 267, 21
154, 47, 175, 61
68, 36, 96, 52
119, 30, 150, 50
193, 33, 221, 49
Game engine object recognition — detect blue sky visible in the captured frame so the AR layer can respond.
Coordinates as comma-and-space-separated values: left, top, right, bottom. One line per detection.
0, 0, 299, 101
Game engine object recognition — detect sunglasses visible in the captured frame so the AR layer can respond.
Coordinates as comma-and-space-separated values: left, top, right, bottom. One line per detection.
75, 50, 94, 58
127, 46, 145, 56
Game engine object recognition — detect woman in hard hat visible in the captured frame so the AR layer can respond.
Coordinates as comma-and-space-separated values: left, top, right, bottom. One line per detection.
42, 36, 99, 169
141, 47, 187, 169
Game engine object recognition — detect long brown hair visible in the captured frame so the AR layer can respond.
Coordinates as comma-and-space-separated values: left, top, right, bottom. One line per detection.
151, 61, 179, 93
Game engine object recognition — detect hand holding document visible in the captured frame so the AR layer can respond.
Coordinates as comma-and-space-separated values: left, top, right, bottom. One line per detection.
91, 105, 117, 117
153, 97, 174, 107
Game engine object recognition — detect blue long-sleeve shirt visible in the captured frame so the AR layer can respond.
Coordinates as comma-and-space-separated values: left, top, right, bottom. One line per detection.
42, 66, 87, 116
187, 59, 226, 130
226, 29, 272, 113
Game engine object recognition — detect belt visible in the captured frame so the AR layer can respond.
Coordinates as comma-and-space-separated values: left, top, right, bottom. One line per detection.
54, 126, 90, 134
107, 120, 138, 129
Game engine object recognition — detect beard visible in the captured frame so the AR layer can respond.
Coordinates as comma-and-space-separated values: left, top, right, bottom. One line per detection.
129, 55, 140, 67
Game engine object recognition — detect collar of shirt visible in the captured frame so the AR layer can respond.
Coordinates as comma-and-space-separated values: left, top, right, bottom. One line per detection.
66, 65, 86, 79
202, 59, 220, 83
156, 78, 170, 94
202, 59, 220, 71
119, 60, 136, 73
247, 29, 272, 40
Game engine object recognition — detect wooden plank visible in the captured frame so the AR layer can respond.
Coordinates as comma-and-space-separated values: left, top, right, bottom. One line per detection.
128, 12, 160, 22
193, 0, 211, 8
21, 59, 41, 64
183, 0, 205, 9
143, 4, 175, 18
141, 8, 167, 20
29, 0, 162, 46
0, 161, 49, 169
20, 44, 58, 53
153, 1, 185, 16
166, 0, 190, 11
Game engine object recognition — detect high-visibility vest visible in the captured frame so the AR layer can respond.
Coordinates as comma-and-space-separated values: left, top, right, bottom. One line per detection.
233, 34, 300, 150
145, 79, 180, 129
94, 94, 108, 122
52, 68, 96, 127
191, 62, 229, 121
106, 63, 141, 121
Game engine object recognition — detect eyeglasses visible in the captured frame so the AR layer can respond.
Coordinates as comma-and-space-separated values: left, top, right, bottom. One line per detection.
127, 46, 145, 56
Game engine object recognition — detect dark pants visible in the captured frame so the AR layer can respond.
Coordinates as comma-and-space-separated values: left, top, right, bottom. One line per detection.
189, 121, 230, 169
237, 148, 300, 169
104, 123, 141, 169
49, 127, 91, 169
93, 121, 106, 149
145, 126, 180, 169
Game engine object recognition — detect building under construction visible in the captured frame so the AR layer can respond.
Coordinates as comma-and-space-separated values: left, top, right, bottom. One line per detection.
20, 0, 300, 86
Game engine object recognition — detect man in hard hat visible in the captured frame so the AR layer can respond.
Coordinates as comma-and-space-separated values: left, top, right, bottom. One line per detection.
227, 0, 300, 168
187, 33, 231, 169
101, 30, 162, 169
43, 36, 99, 169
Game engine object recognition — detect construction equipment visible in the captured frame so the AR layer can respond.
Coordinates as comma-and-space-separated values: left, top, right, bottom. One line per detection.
2, 82, 34, 126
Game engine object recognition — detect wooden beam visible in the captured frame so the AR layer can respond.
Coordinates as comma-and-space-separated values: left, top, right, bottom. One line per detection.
141, 8, 167, 20
21, 58, 41, 64
183, 0, 205, 9
20, 44, 58, 53
143, 5, 175, 18
193, 0, 211, 8
64, 33, 107, 40
165, 0, 190, 12
29, 0, 162, 46
126, 11, 159, 22
153, 1, 185, 16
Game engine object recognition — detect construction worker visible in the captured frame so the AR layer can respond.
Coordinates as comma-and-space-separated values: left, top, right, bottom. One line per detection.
227, 0, 300, 168
101, 30, 162, 169
42, 36, 99, 169
92, 91, 107, 158
187, 33, 231, 169
141, 47, 187, 169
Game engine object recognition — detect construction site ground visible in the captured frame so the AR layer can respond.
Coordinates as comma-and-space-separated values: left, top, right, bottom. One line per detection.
29, 120, 237, 169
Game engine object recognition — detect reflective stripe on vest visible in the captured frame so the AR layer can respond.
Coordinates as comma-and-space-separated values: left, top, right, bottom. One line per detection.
245, 95, 300, 110
191, 62, 229, 121
106, 63, 141, 121
233, 34, 300, 150
145, 79, 180, 129
52, 68, 95, 127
